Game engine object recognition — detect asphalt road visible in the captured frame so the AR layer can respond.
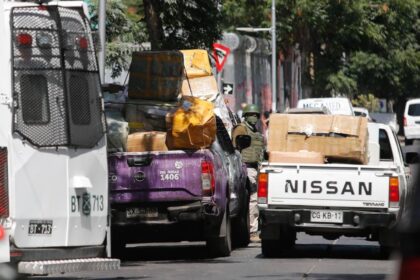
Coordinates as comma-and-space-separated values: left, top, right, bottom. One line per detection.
35, 233, 399, 280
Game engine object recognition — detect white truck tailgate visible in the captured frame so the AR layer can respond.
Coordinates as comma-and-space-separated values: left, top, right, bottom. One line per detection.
267, 165, 394, 209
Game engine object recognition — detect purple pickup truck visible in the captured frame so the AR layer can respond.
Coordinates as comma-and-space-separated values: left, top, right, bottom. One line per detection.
109, 117, 250, 257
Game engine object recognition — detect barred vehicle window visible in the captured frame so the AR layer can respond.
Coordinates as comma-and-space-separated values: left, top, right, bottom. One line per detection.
20, 74, 49, 124
12, 6, 105, 148
69, 75, 90, 125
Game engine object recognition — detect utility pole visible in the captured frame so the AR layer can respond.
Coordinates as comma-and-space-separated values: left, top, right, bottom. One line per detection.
237, 0, 277, 112
98, 0, 106, 85
271, 0, 277, 112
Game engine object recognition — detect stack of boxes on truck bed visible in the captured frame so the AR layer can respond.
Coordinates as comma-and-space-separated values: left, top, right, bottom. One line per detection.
127, 51, 183, 152
267, 114, 368, 164
105, 49, 232, 152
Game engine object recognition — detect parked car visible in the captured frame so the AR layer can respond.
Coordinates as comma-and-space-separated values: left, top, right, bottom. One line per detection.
108, 116, 250, 258
353, 107, 373, 121
404, 99, 420, 145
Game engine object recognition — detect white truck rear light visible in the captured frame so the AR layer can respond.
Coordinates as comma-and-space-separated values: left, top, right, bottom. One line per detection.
258, 173, 268, 204
403, 116, 407, 127
389, 176, 399, 207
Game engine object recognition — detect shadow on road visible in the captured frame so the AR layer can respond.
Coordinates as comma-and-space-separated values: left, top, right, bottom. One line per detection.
256, 243, 395, 261
120, 242, 241, 264
242, 273, 386, 280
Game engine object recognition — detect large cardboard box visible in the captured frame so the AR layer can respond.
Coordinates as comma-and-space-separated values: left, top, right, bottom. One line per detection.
268, 114, 368, 164
128, 51, 184, 101
269, 151, 325, 164
180, 49, 212, 78
181, 76, 218, 100
127, 131, 168, 152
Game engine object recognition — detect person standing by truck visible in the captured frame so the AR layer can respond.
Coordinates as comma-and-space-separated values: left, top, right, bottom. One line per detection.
232, 104, 265, 242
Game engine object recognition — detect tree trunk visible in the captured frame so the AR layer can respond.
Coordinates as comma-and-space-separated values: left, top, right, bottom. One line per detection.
143, 0, 164, 50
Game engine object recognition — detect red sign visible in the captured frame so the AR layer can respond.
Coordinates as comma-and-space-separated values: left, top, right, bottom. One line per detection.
213, 43, 231, 72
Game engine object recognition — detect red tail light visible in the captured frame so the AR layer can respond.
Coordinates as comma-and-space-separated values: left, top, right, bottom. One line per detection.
0, 225, 4, 240
201, 161, 215, 195
0, 148, 8, 218
404, 117, 407, 127
77, 36, 88, 50
258, 173, 268, 204
16, 33, 33, 47
399, 258, 420, 280
389, 177, 399, 207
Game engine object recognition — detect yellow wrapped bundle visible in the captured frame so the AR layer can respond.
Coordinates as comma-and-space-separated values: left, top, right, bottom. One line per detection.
166, 96, 216, 150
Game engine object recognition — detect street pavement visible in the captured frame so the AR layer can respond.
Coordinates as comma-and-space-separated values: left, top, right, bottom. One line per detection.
35, 233, 399, 280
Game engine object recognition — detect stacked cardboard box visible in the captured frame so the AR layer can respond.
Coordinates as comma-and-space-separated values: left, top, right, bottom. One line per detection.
128, 51, 184, 102
267, 114, 368, 164
268, 151, 325, 164
127, 131, 168, 153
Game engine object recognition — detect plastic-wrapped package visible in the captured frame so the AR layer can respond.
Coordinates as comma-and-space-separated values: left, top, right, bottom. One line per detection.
166, 96, 216, 150
106, 110, 129, 152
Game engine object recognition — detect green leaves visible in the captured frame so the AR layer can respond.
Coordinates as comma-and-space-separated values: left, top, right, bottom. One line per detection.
264, 0, 420, 100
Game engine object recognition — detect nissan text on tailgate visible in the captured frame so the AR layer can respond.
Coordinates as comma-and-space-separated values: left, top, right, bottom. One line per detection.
258, 122, 410, 257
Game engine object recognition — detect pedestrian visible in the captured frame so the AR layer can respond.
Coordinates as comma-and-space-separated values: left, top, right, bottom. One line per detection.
232, 104, 265, 242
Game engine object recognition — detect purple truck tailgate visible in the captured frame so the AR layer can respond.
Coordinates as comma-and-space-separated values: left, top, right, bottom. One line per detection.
109, 150, 213, 203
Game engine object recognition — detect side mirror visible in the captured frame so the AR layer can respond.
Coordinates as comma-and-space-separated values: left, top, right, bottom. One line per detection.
236, 135, 251, 151
405, 152, 420, 164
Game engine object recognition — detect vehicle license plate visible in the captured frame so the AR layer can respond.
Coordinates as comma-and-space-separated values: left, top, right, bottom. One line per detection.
310, 210, 343, 223
28, 220, 53, 235
126, 208, 158, 218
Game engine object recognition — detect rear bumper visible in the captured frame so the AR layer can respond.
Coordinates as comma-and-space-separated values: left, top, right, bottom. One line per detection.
404, 126, 420, 139
111, 201, 220, 225
111, 200, 224, 242
260, 208, 397, 238
10, 245, 106, 263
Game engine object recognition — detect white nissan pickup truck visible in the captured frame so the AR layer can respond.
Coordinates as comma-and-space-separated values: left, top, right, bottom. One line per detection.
257, 123, 411, 257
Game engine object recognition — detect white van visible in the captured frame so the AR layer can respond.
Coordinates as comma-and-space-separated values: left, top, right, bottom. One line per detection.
404, 99, 420, 145
296, 97, 354, 116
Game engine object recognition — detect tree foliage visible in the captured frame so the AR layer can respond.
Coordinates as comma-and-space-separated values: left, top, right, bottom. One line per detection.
352, 93, 380, 112
90, 0, 223, 77
90, 0, 147, 78
221, 0, 270, 32
269, 0, 420, 101
141, 0, 223, 50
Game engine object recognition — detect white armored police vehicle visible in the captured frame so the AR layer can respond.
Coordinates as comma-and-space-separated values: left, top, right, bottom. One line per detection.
0, 0, 119, 276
